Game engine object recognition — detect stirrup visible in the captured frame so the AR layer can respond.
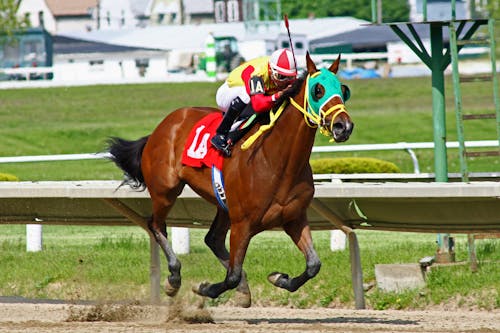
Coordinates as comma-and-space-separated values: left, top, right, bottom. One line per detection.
221, 146, 232, 157
211, 135, 232, 157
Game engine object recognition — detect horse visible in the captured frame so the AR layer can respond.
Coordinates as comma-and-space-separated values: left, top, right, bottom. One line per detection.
108, 52, 354, 307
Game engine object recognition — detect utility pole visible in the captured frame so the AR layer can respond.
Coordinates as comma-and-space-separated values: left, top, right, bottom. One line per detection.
96, 0, 100, 30
179, 0, 185, 24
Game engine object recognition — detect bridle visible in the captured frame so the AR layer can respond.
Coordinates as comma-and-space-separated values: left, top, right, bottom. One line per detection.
241, 69, 349, 150
289, 71, 349, 137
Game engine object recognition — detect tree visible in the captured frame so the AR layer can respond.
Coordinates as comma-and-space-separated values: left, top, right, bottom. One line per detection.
281, 0, 409, 22
0, 0, 30, 37
486, 0, 500, 19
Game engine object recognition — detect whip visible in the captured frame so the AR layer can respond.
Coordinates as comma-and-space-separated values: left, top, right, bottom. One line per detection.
284, 14, 298, 74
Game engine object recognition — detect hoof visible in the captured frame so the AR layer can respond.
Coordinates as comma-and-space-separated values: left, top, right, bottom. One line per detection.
234, 290, 251, 308
192, 282, 210, 297
267, 272, 289, 288
165, 279, 180, 297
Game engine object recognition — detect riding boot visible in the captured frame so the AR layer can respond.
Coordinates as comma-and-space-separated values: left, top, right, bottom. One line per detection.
211, 97, 247, 157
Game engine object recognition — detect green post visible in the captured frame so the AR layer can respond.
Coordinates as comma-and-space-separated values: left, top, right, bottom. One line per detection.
205, 32, 216, 81
449, 24, 468, 182
430, 23, 448, 182
430, 23, 452, 262
422, 0, 427, 21
488, 19, 500, 144
371, 0, 377, 23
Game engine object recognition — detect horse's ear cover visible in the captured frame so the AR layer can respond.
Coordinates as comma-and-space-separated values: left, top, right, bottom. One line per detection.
342, 84, 351, 102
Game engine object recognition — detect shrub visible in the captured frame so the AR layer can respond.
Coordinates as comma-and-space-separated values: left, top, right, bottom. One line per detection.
0, 172, 19, 181
310, 157, 401, 174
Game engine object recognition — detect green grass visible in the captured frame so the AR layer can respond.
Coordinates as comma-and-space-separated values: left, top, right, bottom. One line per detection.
0, 82, 218, 180
0, 78, 498, 309
0, 226, 498, 309
1, 75, 499, 180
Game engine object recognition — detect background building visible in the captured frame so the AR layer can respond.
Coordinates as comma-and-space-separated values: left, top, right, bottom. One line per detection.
17, 0, 98, 34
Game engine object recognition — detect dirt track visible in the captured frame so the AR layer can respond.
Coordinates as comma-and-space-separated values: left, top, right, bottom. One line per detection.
0, 301, 499, 333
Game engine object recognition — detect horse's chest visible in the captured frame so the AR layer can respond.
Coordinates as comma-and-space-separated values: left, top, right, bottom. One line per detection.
262, 182, 314, 224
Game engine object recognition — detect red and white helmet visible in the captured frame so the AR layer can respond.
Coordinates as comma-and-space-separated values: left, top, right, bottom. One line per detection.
269, 49, 297, 79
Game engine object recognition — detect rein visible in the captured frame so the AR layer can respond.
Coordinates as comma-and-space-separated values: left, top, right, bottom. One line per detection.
289, 72, 348, 137
241, 102, 287, 150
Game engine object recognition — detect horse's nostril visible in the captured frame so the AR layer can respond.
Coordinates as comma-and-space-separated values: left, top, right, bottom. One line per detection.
333, 122, 345, 131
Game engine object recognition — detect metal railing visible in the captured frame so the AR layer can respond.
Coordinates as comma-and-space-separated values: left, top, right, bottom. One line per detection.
0, 67, 53, 81
311, 140, 498, 174
0, 140, 498, 175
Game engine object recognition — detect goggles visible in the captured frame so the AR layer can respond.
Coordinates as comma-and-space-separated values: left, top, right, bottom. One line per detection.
271, 68, 296, 83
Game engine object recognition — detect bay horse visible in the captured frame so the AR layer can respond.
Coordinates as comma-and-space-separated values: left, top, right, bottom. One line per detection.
108, 52, 353, 306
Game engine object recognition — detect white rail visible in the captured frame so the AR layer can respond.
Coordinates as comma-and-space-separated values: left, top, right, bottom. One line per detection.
0, 140, 498, 174
0, 67, 53, 81
1, 67, 53, 75
312, 140, 499, 174
0, 152, 111, 163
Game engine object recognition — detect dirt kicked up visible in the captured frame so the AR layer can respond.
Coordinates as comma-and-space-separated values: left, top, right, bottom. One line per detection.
0, 299, 499, 333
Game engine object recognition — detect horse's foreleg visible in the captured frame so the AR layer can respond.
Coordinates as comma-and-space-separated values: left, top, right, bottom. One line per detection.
149, 199, 181, 297
203, 210, 251, 307
268, 216, 321, 292
194, 222, 251, 299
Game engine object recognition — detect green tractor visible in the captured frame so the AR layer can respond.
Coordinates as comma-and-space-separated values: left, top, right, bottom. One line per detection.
199, 36, 244, 73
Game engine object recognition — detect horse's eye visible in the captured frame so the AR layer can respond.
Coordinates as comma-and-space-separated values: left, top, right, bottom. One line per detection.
312, 83, 324, 101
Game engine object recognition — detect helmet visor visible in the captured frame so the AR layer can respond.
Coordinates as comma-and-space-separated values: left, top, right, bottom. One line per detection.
271, 68, 296, 83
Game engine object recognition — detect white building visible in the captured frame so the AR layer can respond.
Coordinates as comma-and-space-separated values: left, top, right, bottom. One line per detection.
97, 0, 152, 30
17, 0, 98, 34
98, 0, 216, 29
52, 35, 169, 83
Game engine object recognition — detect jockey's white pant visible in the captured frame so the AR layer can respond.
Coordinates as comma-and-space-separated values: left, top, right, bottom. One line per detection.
215, 82, 251, 112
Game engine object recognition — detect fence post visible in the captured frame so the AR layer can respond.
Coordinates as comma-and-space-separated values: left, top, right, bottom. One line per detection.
205, 33, 216, 81
330, 230, 347, 251
171, 227, 190, 254
26, 224, 42, 252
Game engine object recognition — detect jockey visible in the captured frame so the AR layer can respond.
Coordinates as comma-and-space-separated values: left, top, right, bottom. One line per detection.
211, 48, 297, 157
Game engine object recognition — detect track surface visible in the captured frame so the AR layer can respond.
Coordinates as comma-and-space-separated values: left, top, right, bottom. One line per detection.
0, 301, 499, 333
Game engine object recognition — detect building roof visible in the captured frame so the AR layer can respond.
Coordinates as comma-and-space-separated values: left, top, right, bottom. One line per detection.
53, 35, 161, 55
45, 0, 98, 16
62, 16, 369, 52
309, 21, 477, 52
310, 24, 430, 51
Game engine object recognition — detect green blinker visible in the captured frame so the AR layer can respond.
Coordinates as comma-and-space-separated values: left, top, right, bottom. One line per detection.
307, 68, 347, 116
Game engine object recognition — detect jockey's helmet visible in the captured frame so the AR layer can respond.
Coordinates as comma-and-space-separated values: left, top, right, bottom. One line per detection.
269, 49, 297, 86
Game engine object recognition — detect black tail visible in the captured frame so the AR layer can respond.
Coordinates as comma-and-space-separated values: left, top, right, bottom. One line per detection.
107, 136, 149, 190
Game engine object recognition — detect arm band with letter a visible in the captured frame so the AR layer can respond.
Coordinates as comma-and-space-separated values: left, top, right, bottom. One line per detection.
247, 76, 275, 113
249, 76, 265, 95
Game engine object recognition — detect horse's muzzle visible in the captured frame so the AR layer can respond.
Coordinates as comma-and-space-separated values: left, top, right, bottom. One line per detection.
331, 115, 354, 143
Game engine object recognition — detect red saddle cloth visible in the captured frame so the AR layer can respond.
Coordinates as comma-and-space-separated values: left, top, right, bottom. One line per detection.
182, 112, 224, 170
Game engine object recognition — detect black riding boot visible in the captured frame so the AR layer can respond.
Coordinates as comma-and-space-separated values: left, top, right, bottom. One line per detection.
211, 97, 247, 157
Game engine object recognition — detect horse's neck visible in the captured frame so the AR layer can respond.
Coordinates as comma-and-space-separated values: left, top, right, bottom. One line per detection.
265, 100, 316, 174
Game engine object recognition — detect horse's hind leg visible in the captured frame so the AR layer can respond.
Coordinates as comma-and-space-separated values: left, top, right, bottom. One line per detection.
268, 213, 321, 292
203, 209, 251, 307
149, 190, 183, 297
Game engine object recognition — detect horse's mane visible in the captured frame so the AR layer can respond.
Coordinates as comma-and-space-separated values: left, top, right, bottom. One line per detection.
273, 71, 307, 111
